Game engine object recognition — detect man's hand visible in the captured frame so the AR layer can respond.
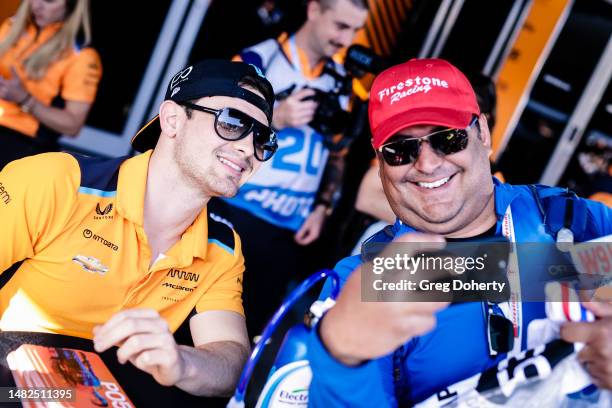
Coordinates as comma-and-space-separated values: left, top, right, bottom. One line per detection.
561, 301, 612, 389
319, 233, 449, 366
93, 309, 184, 387
0, 67, 29, 104
295, 204, 327, 245
273, 88, 318, 129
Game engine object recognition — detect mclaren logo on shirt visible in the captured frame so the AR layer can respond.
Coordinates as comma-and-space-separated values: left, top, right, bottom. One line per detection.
94, 203, 114, 220
161, 282, 195, 292
162, 269, 199, 294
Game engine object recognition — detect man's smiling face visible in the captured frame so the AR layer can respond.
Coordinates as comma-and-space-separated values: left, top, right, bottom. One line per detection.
309, 0, 368, 59
173, 94, 268, 198
378, 115, 494, 235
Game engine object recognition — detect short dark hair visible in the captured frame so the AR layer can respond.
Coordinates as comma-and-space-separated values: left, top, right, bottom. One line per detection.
317, 0, 369, 12
466, 72, 497, 131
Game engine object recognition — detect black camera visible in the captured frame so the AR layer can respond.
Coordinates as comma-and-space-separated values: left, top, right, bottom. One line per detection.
305, 45, 388, 141
301, 85, 350, 139
274, 60, 352, 143
304, 59, 354, 140
276, 45, 388, 149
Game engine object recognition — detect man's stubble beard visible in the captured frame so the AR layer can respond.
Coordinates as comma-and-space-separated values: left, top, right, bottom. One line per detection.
398, 177, 494, 235
391, 194, 464, 230
385, 174, 470, 234
207, 173, 240, 198
174, 142, 239, 198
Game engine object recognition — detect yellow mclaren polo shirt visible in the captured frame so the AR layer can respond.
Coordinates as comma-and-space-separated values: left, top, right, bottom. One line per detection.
0, 151, 244, 339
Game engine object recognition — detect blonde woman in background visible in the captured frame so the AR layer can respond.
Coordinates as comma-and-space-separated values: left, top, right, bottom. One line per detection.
0, 0, 101, 168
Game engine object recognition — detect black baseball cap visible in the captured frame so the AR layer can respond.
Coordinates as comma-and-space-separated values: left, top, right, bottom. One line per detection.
131, 59, 275, 152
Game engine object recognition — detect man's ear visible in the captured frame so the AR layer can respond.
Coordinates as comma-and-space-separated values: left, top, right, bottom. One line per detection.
159, 100, 181, 139
374, 153, 383, 177
477, 114, 492, 151
307, 0, 322, 20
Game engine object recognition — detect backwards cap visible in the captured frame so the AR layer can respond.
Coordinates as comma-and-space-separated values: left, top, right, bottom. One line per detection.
131, 59, 274, 152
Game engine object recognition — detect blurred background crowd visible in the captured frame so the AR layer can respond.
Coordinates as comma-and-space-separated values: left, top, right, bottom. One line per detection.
1, 0, 610, 347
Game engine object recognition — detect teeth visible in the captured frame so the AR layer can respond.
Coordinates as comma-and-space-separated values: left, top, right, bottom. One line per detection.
219, 157, 242, 172
418, 176, 450, 189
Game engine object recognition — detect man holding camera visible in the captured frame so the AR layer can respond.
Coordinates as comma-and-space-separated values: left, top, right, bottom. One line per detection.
213, 0, 368, 336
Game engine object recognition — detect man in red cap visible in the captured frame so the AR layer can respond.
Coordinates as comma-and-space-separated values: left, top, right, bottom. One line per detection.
305, 58, 612, 406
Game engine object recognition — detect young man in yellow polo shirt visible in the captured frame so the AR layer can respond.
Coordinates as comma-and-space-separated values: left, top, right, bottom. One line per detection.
0, 60, 278, 396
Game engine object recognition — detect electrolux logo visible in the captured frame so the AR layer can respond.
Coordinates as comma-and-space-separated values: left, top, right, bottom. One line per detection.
94, 203, 114, 220
83, 229, 119, 251
0, 182, 11, 205
278, 389, 308, 405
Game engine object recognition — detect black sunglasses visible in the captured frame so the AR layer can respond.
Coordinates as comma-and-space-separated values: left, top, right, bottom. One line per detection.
485, 302, 514, 357
179, 102, 278, 162
377, 116, 479, 166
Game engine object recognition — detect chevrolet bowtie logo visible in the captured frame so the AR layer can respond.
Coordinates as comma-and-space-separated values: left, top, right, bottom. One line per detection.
96, 203, 113, 216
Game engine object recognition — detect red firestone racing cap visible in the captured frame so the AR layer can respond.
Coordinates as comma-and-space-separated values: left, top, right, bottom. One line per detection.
369, 58, 480, 149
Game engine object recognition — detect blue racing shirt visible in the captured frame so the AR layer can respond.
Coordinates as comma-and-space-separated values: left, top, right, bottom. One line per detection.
307, 179, 612, 407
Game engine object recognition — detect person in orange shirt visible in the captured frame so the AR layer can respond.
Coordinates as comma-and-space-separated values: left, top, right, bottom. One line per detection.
0, 60, 278, 396
0, 0, 101, 168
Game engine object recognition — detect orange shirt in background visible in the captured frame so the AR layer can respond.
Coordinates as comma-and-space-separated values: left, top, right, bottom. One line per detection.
0, 18, 102, 137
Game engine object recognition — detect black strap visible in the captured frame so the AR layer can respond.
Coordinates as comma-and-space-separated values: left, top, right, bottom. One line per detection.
0, 261, 22, 291
392, 344, 413, 407
528, 184, 587, 241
